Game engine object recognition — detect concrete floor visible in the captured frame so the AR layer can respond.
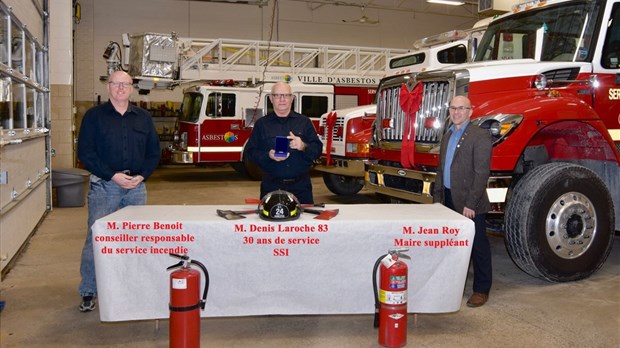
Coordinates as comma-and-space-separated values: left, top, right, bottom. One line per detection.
1, 165, 619, 348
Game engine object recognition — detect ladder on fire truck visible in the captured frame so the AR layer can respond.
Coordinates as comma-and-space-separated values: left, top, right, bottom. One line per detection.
123, 33, 411, 88
176, 36, 411, 82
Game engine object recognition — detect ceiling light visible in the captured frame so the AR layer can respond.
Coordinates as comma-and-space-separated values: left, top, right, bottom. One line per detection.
426, 0, 465, 5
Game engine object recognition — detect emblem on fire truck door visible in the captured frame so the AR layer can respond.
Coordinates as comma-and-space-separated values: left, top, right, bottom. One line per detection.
224, 131, 238, 143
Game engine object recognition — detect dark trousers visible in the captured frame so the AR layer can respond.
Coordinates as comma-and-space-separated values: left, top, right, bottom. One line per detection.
260, 176, 314, 204
444, 188, 492, 294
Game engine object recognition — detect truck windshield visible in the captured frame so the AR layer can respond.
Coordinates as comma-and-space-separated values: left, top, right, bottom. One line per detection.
390, 53, 425, 69
475, 1, 600, 62
180, 92, 202, 123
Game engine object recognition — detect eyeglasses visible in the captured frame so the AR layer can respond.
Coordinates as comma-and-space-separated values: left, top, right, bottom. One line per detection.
271, 93, 293, 99
108, 81, 133, 88
449, 106, 472, 112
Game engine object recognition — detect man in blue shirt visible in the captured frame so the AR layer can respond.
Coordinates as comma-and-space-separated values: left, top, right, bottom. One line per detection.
76, 71, 160, 312
246, 82, 323, 204
433, 95, 493, 308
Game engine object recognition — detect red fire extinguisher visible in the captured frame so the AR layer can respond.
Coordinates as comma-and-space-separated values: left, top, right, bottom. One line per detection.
167, 253, 209, 348
373, 248, 410, 348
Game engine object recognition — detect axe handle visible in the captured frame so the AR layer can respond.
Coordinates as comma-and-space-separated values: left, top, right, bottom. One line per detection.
303, 208, 324, 215
233, 209, 259, 215
303, 208, 339, 215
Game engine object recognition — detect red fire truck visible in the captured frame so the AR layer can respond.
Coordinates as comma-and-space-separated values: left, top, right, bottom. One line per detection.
316, 27, 487, 195
365, 0, 620, 282
171, 81, 349, 178
106, 33, 408, 176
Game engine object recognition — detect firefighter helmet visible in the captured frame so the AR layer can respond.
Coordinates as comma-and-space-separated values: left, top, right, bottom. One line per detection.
258, 190, 301, 221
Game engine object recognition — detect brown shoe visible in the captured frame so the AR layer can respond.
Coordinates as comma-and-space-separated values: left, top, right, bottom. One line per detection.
467, 292, 489, 307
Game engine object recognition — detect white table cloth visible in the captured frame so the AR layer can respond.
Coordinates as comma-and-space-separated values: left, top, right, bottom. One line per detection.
92, 203, 474, 322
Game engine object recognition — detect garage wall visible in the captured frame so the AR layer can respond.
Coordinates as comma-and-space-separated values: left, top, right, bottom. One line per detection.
49, 0, 74, 169
1, 0, 77, 277
0, 0, 50, 275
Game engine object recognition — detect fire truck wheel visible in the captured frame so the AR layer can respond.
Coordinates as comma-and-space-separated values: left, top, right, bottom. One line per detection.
322, 173, 364, 196
231, 158, 262, 181
244, 157, 263, 180
504, 162, 614, 282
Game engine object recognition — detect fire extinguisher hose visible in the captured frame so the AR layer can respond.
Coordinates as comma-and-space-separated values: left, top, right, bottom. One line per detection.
190, 259, 209, 310
372, 253, 388, 328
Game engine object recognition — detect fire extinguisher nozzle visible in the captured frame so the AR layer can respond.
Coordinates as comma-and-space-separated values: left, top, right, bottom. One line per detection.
373, 311, 380, 328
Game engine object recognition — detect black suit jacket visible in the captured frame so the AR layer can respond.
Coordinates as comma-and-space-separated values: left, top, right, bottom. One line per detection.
433, 122, 493, 215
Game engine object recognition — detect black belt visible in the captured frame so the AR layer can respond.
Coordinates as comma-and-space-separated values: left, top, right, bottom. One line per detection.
267, 175, 309, 185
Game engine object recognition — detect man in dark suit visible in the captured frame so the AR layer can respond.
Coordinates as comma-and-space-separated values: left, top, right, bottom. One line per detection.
433, 95, 493, 307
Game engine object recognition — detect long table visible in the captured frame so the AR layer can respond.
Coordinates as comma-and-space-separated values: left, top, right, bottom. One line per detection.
92, 204, 474, 322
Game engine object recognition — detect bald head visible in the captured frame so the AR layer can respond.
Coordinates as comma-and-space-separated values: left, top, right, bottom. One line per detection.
270, 82, 295, 117
451, 95, 471, 108
448, 95, 473, 130
272, 81, 292, 94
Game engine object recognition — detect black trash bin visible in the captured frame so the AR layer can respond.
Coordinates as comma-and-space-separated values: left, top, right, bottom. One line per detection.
51, 168, 90, 207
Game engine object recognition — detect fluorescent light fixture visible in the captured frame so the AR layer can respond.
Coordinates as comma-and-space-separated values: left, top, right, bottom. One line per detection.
427, 0, 465, 5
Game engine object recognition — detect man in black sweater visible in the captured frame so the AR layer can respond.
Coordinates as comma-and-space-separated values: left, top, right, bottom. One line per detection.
246, 82, 323, 204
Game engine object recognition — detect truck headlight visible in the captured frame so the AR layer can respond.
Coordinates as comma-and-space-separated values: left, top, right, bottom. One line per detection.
346, 143, 369, 155
178, 132, 187, 150
471, 114, 523, 144
534, 74, 547, 90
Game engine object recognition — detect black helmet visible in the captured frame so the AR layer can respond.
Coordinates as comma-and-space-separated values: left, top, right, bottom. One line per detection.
258, 190, 301, 221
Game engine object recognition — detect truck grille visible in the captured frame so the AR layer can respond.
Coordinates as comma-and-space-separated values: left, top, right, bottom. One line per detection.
321, 116, 345, 142
377, 80, 451, 144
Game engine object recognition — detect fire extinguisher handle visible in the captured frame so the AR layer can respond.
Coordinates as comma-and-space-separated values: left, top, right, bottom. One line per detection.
166, 260, 184, 271
390, 248, 411, 260
167, 254, 191, 270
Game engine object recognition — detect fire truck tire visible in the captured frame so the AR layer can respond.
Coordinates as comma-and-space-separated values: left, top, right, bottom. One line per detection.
322, 173, 364, 195
243, 157, 263, 181
504, 162, 614, 282
231, 158, 262, 181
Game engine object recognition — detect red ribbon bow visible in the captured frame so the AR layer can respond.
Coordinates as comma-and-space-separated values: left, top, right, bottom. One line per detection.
325, 111, 337, 166
398, 82, 423, 169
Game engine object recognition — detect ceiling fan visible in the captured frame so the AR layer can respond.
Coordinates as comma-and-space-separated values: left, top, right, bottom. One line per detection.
342, 6, 379, 24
